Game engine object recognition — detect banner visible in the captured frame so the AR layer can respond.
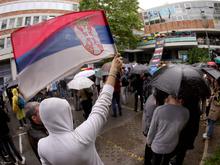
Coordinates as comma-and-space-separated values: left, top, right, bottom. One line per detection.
149, 38, 165, 66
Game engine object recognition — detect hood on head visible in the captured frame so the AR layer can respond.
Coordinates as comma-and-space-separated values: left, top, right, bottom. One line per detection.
12, 88, 18, 96
39, 97, 73, 134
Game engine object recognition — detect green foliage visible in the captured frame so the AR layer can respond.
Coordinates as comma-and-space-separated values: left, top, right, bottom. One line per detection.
204, 147, 220, 165
79, 0, 143, 51
188, 48, 210, 64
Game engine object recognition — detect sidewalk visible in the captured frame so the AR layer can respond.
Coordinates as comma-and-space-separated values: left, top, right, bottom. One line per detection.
3, 93, 212, 165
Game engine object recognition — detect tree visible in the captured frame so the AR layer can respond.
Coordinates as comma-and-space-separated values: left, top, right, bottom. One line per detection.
79, 0, 143, 51
188, 47, 210, 64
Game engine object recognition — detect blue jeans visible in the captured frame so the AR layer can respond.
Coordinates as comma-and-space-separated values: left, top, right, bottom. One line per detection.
207, 119, 216, 137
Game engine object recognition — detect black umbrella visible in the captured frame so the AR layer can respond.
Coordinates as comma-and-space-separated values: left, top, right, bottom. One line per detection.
6, 79, 18, 89
202, 67, 220, 80
150, 64, 210, 98
130, 64, 148, 74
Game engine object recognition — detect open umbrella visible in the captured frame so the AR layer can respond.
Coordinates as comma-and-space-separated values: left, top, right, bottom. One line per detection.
6, 79, 18, 89
68, 77, 94, 90
101, 62, 112, 76
207, 61, 217, 67
130, 64, 148, 74
202, 67, 220, 80
150, 64, 210, 98
214, 56, 220, 64
74, 70, 95, 79
192, 62, 207, 68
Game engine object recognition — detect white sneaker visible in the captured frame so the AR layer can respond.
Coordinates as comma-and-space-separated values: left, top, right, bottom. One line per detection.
203, 133, 210, 140
20, 156, 26, 165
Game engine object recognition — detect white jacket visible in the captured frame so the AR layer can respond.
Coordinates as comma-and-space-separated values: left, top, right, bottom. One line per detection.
38, 85, 113, 165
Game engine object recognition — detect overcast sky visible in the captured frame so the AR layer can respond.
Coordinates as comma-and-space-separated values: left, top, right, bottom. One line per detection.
138, 0, 220, 9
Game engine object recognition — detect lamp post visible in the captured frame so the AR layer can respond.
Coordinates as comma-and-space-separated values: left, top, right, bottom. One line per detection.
186, 6, 214, 59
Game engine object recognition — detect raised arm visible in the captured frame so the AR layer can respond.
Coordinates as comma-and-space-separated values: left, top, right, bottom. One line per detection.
75, 55, 123, 143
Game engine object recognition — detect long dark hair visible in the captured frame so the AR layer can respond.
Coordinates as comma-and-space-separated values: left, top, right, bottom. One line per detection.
153, 88, 169, 106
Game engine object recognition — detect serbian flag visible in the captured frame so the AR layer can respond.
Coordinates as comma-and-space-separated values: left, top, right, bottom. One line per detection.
11, 10, 116, 100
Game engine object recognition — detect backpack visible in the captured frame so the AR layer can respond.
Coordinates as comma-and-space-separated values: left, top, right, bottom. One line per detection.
18, 96, 26, 109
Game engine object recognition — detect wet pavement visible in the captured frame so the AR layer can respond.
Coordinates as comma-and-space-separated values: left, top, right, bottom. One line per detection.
3, 92, 206, 165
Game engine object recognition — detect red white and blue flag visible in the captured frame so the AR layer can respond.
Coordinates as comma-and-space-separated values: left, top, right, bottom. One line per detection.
12, 10, 116, 100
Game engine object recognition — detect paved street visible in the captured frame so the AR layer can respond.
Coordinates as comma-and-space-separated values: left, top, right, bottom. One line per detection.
4, 93, 205, 165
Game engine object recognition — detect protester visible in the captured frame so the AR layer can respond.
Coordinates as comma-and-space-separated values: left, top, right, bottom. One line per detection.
112, 74, 122, 117
12, 88, 26, 129
78, 88, 93, 119
0, 101, 25, 164
25, 102, 48, 161
121, 70, 129, 104
203, 78, 220, 139
59, 80, 67, 98
169, 97, 205, 165
37, 55, 123, 165
142, 88, 169, 165
170, 78, 210, 165
132, 74, 144, 111
147, 95, 189, 165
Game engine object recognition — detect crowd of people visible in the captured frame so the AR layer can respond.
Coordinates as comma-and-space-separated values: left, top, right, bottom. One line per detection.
1, 55, 220, 165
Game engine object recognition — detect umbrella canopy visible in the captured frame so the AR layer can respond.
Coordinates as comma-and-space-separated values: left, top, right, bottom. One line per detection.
150, 64, 210, 98
214, 56, 220, 64
7, 79, 18, 89
148, 65, 159, 75
81, 67, 93, 71
207, 61, 217, 67
202, 67, 220, 80
130, 64, 148, 74
74, 70, 95, 79
68, 77, 94, 90
192, 62, 207, 68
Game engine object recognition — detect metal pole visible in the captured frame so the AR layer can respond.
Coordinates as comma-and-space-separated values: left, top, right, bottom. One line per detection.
205, 30, 211, 59
201, 11, 211, 59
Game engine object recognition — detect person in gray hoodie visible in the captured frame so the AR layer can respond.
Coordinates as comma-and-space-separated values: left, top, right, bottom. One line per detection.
146, 95, 189, 165
142, 88, 169, 165
37, 55, 123, 165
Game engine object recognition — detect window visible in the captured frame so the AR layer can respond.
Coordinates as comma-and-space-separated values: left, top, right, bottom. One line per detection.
73, 4, 78, 11
25, 16, 31, 26
1, 19, 7, 30
16, 17, 23, 27
8, 18, 15, 28
48, 15, 55, 19
175, 4, 180, 9
183, 15, 189, 20
0, 38, 5, 50
41, 15, 47, 22
6, 37, 11, 48
184, 3, 191, 9
33, 16, 40, 24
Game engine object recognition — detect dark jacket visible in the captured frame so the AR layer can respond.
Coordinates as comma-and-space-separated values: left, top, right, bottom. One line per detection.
0, 109, 10, 136
27, 122, 48, 161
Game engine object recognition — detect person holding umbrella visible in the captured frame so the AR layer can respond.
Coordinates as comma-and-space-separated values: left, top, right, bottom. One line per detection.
146, 94, 189, 165
203, 77, 220, 140
150, 64, 210, 165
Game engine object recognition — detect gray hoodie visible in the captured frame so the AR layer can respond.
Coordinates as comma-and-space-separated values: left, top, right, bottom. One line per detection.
38, 85, 114, 165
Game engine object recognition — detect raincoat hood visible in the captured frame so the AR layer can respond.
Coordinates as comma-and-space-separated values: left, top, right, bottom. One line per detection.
39, 97, 73, 134
12, 88, 18, 96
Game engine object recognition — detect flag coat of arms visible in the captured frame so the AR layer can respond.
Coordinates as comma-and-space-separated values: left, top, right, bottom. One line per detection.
11, 10, 116, 100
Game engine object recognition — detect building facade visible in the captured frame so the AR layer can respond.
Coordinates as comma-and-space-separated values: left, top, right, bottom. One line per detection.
138, 0, 220, 63
0, 0, 79, 85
